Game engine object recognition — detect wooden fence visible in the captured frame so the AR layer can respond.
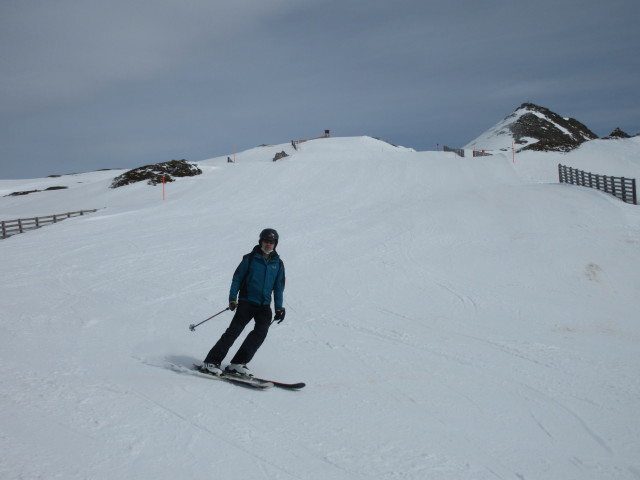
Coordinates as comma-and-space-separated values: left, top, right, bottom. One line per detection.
1, 209, 98, 239
443, 145, 465, 157
558, 164, 637, 205
472, 150, 493, 157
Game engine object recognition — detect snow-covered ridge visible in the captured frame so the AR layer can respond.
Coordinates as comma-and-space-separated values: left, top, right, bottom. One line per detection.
1, 135, 640, 479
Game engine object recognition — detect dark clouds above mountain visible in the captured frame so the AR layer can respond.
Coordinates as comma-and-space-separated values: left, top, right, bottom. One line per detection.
1, 0, 639, 178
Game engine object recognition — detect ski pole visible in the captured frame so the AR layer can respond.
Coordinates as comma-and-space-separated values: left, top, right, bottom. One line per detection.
189, 307, 230, 332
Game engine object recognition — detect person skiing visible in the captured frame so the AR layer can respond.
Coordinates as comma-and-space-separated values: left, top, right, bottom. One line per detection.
202, 228, 286, 376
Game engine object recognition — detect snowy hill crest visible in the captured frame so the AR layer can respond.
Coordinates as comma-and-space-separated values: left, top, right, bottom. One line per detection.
1, 136, 640, 479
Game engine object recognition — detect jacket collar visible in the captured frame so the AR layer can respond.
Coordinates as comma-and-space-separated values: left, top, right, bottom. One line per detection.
252, 244, 278, 260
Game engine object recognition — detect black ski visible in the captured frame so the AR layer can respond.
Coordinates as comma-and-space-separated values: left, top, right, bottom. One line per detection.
223, 371, 305, 390
168, 363, 273, 389
192, 364, 273, 389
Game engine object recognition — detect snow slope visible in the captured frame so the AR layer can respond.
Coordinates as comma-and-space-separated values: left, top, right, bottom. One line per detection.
1, 136, 640, 479
464, 107, 533, 152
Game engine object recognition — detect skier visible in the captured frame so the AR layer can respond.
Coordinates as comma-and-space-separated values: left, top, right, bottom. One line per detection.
202, 228, 286, 376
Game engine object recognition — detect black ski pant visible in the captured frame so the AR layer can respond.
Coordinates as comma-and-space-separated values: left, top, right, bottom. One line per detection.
204, 302, 272, 365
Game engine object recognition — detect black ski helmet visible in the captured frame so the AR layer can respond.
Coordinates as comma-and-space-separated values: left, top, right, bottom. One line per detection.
259, 228, 279, 247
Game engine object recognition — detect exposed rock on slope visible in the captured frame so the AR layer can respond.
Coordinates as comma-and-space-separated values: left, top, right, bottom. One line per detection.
110, 159, 202, 188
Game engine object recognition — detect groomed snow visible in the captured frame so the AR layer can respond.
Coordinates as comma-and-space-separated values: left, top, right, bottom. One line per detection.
1, 136, 639, 479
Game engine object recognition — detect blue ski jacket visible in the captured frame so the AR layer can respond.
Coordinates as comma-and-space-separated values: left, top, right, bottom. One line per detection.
229, 245, 285, 309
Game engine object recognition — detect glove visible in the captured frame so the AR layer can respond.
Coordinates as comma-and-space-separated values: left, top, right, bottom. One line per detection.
274, 308, 286, 323
229, 300, 238, 311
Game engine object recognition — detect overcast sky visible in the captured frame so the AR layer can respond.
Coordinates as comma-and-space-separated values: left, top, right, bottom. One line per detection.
1, 0, 639, 179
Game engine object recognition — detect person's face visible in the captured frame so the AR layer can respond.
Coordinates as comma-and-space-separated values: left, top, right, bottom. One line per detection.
261, 238, 275, 253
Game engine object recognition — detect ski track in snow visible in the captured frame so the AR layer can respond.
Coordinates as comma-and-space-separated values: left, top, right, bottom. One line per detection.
1, 136, 640, 479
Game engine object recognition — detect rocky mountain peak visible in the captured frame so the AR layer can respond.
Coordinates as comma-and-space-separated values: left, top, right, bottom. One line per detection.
465, 103, 598, 153
605, 127, 631, 139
